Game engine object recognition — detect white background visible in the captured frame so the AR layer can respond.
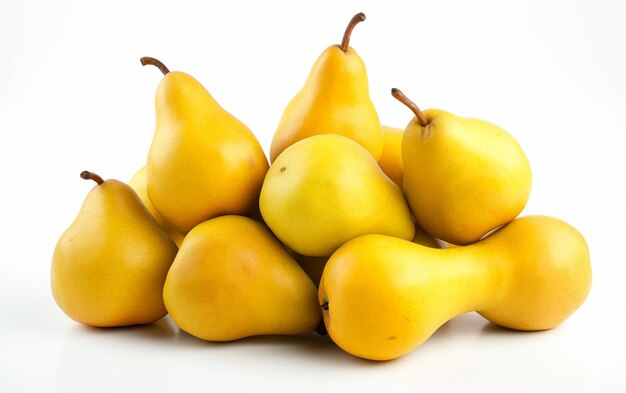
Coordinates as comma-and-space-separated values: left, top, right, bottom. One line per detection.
1, 0, 625, 391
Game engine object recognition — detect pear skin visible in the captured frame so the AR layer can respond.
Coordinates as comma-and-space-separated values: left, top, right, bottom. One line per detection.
163, 215, 321, 341
129, 166, 184, 247
260, 134, 415, 257
319, 216, 591, 360
51, 172, 178, 327
392, 88, 532, 245
142, 57, 269, 234
376, 125, 441, 248
269, 13, 382, 162
377, 125, 404, 187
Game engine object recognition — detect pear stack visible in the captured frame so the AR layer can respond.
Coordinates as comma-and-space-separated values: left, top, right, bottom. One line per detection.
51, 11, 590, 362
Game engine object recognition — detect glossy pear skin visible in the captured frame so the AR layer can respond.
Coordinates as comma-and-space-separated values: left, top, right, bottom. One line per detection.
319, 216, 591, 361
129, 166, 184, 247
163, 215, 321, 341
377, 125, 404, 187
147, 71, 269, 234
403, 109, 532, 245
269, 45, 382, 162
260, 134, 415, 257
52, 179, 178, 327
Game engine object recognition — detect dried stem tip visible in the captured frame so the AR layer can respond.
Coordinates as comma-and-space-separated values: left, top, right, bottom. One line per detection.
80, 171, 104, 185
391, 88, 428, 127
140, 57, 170, 75
340, 12, 366, 52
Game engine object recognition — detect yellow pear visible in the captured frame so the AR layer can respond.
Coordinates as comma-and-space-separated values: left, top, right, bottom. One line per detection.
142, 57, 269, 234
163, 215, 321, 341
129, 166, 184, 247
377, 125, 404, 187
376, 125, 441, 248
51, 171, 178, 327
260, 134, 415, 257
319, 215, 591, 361
269, 12, 382, 162
392, 88, 532, 245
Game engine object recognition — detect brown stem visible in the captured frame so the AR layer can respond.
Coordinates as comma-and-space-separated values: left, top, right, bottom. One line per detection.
320, 300, 329, 311
340, 12, 366, 52
391, 88, 428, 127
140, 57, 170, 75
80, 171, 104, 185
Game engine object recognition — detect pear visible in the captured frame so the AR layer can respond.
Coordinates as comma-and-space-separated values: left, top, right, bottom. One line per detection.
163, 215, 321, 341
141, 57, 269, 234
269, 12, 382, 162
377, 125, 441, 248
392, 88, 532, 245
319, 216, 591, 360
51, 171, 178, 327
260, 134, 415, 257
129, 166, 184, 247
377, 125, 405, 187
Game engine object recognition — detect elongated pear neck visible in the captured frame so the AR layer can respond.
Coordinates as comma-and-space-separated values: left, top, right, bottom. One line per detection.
305, 46, 370, 99
452, 243, 508, 313
340, 12, 366, 52
141, 57, 170, 75
391, 88, 428, 127
80, 171, 104, 185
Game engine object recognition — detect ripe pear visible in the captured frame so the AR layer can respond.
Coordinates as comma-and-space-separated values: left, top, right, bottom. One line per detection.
260, 134, 415, 257
269, 12, 382, 162
51, 171, 178, 327
129, 166, 184, 247
142, 57, 269, 234
392, 88, 532, 245
377, 125, 404, 187
163, 215, 320, 341
319, 216, 591, 360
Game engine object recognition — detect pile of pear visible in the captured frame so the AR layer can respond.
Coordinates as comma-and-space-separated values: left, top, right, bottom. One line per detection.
51, 12, 591, 361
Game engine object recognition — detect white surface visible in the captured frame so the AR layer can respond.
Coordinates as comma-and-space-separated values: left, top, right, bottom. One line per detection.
1, 0, 625, 392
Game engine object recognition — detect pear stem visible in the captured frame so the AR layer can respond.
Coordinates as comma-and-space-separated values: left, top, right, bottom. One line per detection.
320, 300, 329, 311
391, 88, 428, 127
80, 171, 104, 185
340, 12, 366, 52
140, 57, 170, 75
